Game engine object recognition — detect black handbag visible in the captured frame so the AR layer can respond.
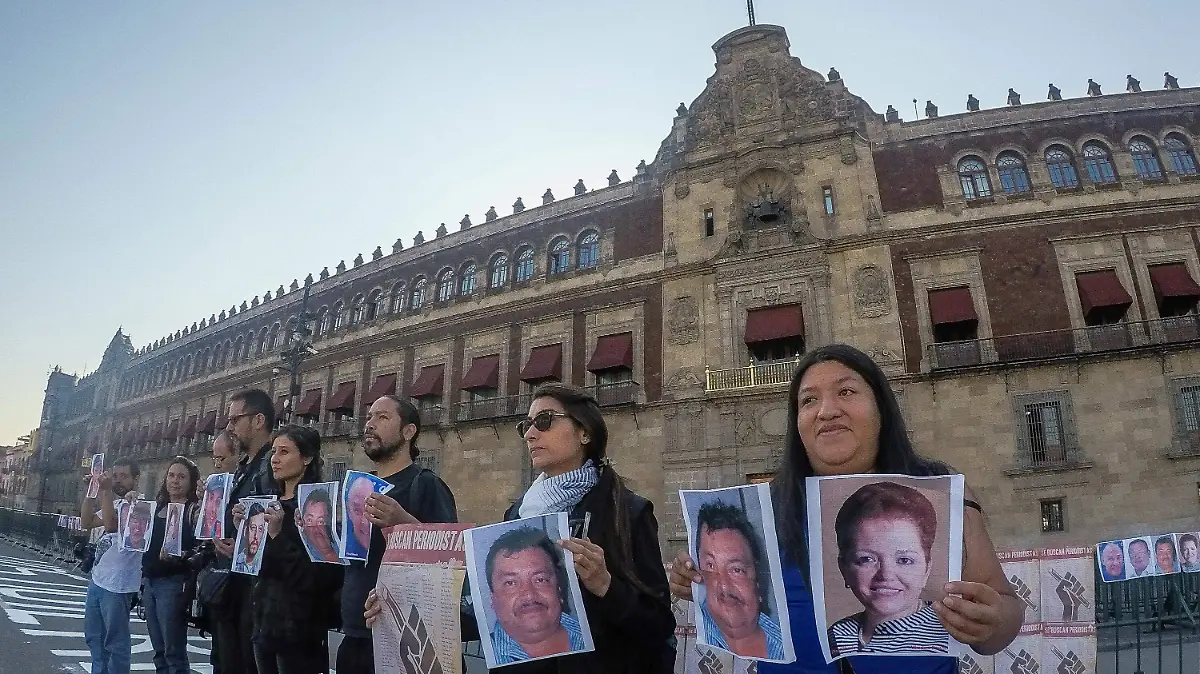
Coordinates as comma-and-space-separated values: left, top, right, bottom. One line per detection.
196, 565, 231, 609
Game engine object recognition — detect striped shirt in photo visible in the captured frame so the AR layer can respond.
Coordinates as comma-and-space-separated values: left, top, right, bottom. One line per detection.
828, 602, 948, 657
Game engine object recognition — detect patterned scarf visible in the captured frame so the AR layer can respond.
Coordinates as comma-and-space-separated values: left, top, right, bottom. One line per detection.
517, 460, 599, 518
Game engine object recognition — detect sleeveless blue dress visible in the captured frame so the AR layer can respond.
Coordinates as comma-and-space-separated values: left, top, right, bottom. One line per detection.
757, 565, 958, 674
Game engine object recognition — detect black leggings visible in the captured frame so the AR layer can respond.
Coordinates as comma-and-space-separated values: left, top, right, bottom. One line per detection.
253, 637, 328, 674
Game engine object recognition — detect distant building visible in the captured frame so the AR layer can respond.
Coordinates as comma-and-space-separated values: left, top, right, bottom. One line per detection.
2, 433, 35, 510
30, 24, 1200, 549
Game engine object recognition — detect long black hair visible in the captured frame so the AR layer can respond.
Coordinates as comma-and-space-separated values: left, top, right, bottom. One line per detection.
773, 344, 951, 570
156, 456, 201, 507
271, 424, 323, 490
529, 382, 659, 597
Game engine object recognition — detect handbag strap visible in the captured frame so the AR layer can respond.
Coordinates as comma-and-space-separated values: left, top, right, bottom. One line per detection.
838, 659, 857, 674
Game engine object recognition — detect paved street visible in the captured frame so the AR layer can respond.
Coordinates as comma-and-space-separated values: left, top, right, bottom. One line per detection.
0, 541, 212, 673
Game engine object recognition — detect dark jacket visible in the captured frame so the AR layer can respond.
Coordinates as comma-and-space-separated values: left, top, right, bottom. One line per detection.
141, 502, 199, 579
493, 484, 677, 674
224, 442, 276, 538
252, 496, 343, 648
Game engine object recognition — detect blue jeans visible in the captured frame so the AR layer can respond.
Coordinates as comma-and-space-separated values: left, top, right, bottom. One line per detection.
84, 582, 134, 674
143, 575, 191, 674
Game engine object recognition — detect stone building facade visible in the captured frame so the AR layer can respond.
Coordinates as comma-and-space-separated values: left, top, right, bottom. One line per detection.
0, 435, 33, 510
31, 24, 1200, 552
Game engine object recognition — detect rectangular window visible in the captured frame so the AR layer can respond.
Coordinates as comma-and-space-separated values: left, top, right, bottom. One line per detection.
703, 209, 715, 237
822, 187, 835, 216
1040, 499, 1065, 532
1024, 401, 1065, 465
1178, 385, 1200, 433
329, 461, 347, 484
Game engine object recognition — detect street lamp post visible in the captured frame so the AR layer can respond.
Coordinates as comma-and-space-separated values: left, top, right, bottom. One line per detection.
277, 281, 318, 426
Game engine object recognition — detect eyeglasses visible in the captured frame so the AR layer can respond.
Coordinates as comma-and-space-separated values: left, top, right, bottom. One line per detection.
226, 413, 253, 428
516, 410, 571, 437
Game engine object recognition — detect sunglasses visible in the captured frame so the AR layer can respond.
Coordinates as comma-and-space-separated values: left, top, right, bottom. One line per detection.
516, 410, 571, 437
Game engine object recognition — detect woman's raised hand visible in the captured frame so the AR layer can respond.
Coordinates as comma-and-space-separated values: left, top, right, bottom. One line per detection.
668, 551, 702, 602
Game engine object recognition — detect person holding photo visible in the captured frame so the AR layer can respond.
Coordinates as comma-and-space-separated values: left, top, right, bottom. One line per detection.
141, 457, 201, 674
670, 344, 1024, 672
199, 430, 243, 674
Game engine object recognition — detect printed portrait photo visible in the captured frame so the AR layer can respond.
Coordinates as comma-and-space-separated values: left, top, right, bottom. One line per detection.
465, 513, 595, 669
163, 502, 185, 557
806, 473, 965, 663
1177, 532, 1200, 573
1123, 537, 1157, 578
1096, 540, 1126, 583
1151, 534, 1180, 575
340, 470, 393, 561
298, 481, 344, 564
120, 499, 155, 553
86, 453, 104, 499
232, 497, 276, 576
680, 483, 793, 663
195, 472, 232, 540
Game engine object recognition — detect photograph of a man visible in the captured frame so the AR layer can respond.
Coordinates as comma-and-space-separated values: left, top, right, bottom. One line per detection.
120, 499, 154, 553
1125, 538, 1157, 578
87, 453, 104, 499
1178, 533, 1200, 573
339, 470, 393, 561
1154, 535, 1180, 575
163, 502, 184, 557
232, 499, 272, 576
196, 472, 230, 540
297, 481, 342, 564
1096, 540, 1126, 582
465, 513, 594, 668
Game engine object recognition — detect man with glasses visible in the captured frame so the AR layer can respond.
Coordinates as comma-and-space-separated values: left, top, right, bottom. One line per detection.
219, 389, 277, 674
338, 394, 458, 674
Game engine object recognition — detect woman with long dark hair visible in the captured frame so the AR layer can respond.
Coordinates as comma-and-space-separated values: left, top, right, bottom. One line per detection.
669, 344, 1024, 673
142, 456, 201, 674
248, 424, 342, 674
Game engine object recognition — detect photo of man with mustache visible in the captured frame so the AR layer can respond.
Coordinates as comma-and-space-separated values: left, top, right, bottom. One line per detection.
485, 525, 586, 665
299, 484, 341, 563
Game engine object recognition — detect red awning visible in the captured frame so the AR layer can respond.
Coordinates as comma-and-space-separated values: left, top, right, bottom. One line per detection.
361, 374, 397, 409
1075, 270, 1132, 316
744, 305, 805, 344
411, 365, 446, 398
927, 287, 979, 325
163, 419, 180, 441
180, 415, 198, 439
197, 411, 217, 435
326, 382, 357, 414
587, 332, 634, 373
294, 389, 323, 418
1149, 263, 1200, 303
149, 422, 164, 443
520, 344, 563, 383
460, 354, 501, 391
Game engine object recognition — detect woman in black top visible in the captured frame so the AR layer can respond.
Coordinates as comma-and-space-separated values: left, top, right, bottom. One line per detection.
141, 456, 200, 674
247, 424, 343, 674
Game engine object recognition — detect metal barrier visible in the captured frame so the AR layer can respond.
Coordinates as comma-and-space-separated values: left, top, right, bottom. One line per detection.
0, 506, 86, 567
1096, 568, 1199, 674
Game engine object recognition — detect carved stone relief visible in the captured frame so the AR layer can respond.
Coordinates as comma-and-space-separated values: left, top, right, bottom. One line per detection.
865, 346, 902, 366
759, 407, 788, 437
667, 296, 700, 345
665, 366, 703, 391
734, 411, 756, 446
854, 265, 891, 318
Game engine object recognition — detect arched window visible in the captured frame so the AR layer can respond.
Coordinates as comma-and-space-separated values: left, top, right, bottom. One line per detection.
284, 318, 297, 345
365, 289, 382, 321
515, 247, 535, 283
957, 157, 992, 199
317, 307, 330, 336
1045, 146, 1078, 188
244, 333, 255, 360
349, 295, 364, 325
996, 152, 1031, 194
1082, 142, 1117, 184
489, 253, 509, 289
234, 336, 245, 363
390, 284, 405, 313
410, 278, 427, 310
436, 268, 456, 302
1129, 137, 1163, 180
459, 263, 477, 296
577, 231, 600, 270
332, 302, 345, 330
257, 330, 268, 356
183, 355, 192, 379
268, 324, 281, 350
549, 237, 571, 275
1165, 134, 1198, 176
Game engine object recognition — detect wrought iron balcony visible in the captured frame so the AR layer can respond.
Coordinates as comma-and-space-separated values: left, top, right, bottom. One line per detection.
319, 418, 362, 438
593, 381, 640, 407
705, 358, 800, 392
926, 315, 1200, 370
454, 395, 530, 423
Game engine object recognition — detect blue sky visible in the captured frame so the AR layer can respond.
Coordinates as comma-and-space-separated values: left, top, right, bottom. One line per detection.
1, 0, 1196, 443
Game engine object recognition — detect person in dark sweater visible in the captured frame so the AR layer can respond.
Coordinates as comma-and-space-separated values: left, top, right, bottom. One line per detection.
141, 456, 201, 674
336, 395, 458, 674
241, 425, 343, 674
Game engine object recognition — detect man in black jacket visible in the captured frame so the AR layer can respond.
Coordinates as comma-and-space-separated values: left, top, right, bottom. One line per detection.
218, 388, 277, 674
336, 395, 458, 674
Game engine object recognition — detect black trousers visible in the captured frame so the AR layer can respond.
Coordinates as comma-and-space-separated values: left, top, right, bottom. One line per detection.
210, 579, 257, 674
254, 637, 328, 674
335, 635, 375, 674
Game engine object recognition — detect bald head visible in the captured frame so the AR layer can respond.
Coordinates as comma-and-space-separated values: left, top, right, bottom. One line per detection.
211, 431, 242, 473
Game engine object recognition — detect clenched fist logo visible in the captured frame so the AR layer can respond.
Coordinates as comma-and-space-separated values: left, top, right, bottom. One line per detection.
1006, 648, 1040, 674
1009, 574, 1037, 611
1052, 646, 1087, 674
1053, 571, 1089, 622
959, 654, 987, 674
698, 649, 725, 674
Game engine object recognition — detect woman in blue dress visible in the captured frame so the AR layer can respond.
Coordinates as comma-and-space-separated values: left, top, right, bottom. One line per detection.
669, 344, 1026, 673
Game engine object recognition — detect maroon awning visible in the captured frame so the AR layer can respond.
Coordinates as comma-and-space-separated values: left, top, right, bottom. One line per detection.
460, 355, 500, 391
197, 411, 217, 435
362, 374, 397, 409
163, 419, 180, 441
587, 332, 634, 373
928, 287, 979, 325
180, 415, 198, 439
411, 365, 446, 398
520, 344, 563, 383
326, 382, 357, 414
295, 389, 323, 418
744, 305, 805, 344
1075, 270, 1132, 316
149, 422, 164, 443
1149, 263, 1200, 303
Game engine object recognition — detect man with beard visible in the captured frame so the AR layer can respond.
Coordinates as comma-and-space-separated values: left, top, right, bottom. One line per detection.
219, 389, 277, 674
80, 459, 142, 674
234, 502, 268, 573
337, 395, 458, 674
